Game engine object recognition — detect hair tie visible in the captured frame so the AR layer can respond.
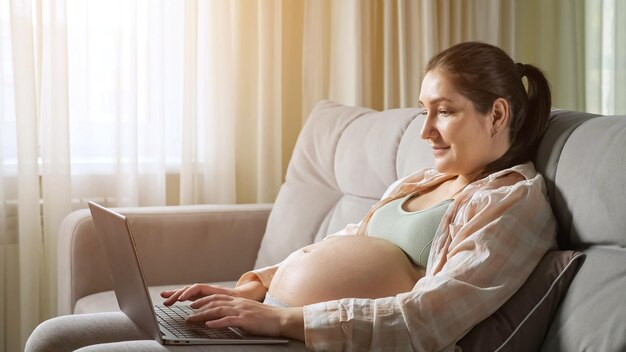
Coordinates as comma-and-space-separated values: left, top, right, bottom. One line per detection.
515, 62, 526, 78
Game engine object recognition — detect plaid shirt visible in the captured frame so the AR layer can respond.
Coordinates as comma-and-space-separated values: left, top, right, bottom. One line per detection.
237, 162, 557, 351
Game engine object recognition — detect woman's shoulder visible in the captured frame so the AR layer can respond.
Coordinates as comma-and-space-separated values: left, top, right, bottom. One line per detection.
395, 163, 547, 201
478, 169, 527, 192
476, 162, 544, 192
463, 162, 550, 211
451, 163, 553, 224
449, 163, 539, 207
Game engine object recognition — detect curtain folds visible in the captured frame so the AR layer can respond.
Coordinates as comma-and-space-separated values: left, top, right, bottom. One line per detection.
585, 0, 626, 114
9, 0, 47, 348
302, 0, 516, 115
0, 0, 624, 350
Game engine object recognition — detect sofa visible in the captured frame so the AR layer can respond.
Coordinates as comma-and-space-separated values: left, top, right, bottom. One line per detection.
55, 100, 626, 351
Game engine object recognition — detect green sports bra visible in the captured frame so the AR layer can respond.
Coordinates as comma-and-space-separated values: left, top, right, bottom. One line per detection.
366, 194, 453, 268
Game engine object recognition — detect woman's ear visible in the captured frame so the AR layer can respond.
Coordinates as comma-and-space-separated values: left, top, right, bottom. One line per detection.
490, 98, 510, 133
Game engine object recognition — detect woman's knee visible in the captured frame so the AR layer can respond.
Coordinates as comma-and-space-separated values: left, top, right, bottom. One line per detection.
25, 312, 148, 352
26, 315, 85, 352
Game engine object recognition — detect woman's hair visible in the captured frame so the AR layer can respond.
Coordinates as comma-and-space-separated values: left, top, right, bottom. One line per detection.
425, 41, 552, 180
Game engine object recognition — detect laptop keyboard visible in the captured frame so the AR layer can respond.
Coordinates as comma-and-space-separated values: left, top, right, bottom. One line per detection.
154, 305, 242, 340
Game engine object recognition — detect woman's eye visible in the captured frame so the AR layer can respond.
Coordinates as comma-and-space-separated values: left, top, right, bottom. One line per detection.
418, 109, 428, 116
438, 109, 452, 116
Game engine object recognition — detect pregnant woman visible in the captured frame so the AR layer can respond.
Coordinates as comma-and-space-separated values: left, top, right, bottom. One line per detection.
160, 41, 557, 351
26, 41, 557, 351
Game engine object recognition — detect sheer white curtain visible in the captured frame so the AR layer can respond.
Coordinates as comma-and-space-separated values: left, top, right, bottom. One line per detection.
1, 0, 176, 349
180, 0, 287, 205
585, 0, 626, 115
309, 0, 626, 117
2, 1, 62, 349
1, 0, 625, 350
515, 0, 626, 115
0, 0, 289, 349
302, 0, 516, 116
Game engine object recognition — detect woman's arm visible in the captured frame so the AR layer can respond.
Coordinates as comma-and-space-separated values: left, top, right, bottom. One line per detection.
161, 262, 306, 341
235, 262, 280, 292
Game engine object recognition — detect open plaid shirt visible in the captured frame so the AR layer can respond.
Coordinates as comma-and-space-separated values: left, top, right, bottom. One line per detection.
237, 162, 557, 351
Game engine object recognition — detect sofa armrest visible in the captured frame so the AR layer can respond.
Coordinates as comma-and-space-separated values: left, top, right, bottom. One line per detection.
57, 204, 272, 315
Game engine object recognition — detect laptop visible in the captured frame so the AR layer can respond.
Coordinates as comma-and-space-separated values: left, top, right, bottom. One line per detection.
88, 201, 289, 345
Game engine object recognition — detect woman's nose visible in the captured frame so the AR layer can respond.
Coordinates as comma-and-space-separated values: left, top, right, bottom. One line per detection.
420, 115, 436, 140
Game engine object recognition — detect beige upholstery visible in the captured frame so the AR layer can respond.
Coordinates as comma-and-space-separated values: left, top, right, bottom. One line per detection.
256, 102, 434, 267
57, 204, 271, 315
56, 100, 626, 351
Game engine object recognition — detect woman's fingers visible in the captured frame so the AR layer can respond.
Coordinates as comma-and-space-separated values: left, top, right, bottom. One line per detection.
177, 285, 234, 303
161, 285, 190, 306
190, 294, 234, 309
187, 302, 238, 323
160, 287, 186, 298
163, 284, 207, 305
185, 296, 286, 337
183, 296, 302, 340
177, 283, 208, 301
161, 284, 239, 306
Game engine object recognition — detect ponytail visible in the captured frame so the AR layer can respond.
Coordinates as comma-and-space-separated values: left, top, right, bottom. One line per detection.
521, 64, 552, 157
479, 64, 551, 179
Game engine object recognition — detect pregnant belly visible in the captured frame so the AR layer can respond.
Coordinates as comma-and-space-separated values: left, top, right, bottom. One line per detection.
268, 235, 424, 307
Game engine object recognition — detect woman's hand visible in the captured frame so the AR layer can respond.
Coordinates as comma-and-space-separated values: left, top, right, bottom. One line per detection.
186, 294, 304, 340
160, 280, 267, 306
160, 284, 238, 306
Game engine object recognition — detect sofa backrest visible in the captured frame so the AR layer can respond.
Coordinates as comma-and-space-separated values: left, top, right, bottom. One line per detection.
255, 100, 432, 267
537, 112, 626, 351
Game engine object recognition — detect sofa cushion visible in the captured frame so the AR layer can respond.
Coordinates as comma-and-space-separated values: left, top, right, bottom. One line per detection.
255, 101, 429, 268
550, 115, 626, 248
532, 110, 597, 247
541, 246, 626, 351
538, 113, 626, 352
457, 250, 583, 352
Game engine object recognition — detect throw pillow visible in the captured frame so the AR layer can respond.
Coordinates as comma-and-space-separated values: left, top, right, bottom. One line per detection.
457, 250, 584, 352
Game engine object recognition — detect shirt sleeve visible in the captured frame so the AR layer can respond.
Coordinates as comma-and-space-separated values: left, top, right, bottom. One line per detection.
235, 263, 280, 289
302, 178, 557, 351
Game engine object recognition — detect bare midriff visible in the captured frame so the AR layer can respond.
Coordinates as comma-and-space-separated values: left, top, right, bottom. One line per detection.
267, 235, 425, 307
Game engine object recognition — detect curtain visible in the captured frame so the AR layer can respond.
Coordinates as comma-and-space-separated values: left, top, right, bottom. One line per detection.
516, 0, 626, 114
515, 0, 587, 112
302, 0, 516, 115
1, 0, 624, 350
584, 0, 626, 114
0, 0, 299, 349
180, 0, 302, 204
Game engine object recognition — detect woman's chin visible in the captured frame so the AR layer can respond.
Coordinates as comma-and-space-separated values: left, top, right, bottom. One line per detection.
433, 161, 453, 174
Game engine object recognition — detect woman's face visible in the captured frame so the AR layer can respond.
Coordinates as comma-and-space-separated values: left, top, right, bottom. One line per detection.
418, 69, 509, 179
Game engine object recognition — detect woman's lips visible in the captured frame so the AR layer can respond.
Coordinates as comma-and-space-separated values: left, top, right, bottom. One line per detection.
432, 146, 450, 157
